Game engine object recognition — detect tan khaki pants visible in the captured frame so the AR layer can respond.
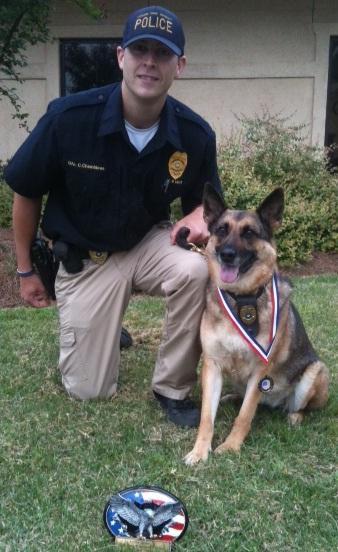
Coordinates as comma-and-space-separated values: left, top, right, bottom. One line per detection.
55, 225, 208, 400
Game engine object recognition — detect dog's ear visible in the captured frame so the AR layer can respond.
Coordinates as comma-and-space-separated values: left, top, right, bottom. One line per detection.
203, 183, 227, 229
257, 188, 284, 233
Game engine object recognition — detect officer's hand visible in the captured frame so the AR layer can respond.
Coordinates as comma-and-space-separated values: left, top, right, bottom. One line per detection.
19, 273, 51, 308
170, 205, 209, 245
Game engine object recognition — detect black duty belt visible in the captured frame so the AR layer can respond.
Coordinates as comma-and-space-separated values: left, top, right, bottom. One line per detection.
53, 241, 112, 274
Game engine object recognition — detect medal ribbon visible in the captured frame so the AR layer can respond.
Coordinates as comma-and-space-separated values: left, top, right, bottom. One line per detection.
216, 273, 279, 365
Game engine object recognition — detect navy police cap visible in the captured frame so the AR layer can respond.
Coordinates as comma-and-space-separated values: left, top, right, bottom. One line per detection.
122, 5, 185, 56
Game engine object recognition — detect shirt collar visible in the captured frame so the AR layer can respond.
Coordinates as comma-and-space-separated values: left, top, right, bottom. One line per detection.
98, 85, 182, 150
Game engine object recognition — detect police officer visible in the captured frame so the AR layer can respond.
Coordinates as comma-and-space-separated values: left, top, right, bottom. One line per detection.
5, 5, 221, 427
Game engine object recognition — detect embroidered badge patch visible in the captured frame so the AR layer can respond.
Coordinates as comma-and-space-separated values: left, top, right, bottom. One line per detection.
67, 160, 105, 171
168, 151, 187, 181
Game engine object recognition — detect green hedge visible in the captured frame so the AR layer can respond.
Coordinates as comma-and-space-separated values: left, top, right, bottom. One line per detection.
217, 112, 338, 266
0, 162, 13, 229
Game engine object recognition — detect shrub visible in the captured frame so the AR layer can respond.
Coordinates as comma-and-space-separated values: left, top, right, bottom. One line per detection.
0, 162, 13, 229
218, 111, 338, 266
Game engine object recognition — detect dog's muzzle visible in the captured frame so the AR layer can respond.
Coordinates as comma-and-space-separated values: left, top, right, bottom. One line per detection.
216, 246, 257, 283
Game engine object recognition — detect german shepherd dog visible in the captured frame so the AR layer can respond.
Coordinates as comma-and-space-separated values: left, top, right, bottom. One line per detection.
184, 184, 329, 464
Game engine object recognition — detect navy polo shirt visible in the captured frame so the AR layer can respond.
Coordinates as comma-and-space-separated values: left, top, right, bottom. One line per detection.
5, 83, 221, 252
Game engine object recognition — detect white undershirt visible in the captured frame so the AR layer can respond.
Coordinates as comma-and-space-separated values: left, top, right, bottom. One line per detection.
124, 119, 160, 152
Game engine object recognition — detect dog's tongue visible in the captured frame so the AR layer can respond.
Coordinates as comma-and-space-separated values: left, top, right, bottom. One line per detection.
220, 265, 239, 283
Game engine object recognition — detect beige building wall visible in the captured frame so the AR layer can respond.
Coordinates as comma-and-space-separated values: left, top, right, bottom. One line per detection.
1, 0, 338, 160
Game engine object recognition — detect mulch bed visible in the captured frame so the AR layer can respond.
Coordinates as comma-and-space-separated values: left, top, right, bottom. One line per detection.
1, 227, 337, 309
0, 228, 26, 308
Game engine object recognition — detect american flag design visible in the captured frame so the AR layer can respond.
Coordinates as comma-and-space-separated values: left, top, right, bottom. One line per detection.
104, 486, 188, 543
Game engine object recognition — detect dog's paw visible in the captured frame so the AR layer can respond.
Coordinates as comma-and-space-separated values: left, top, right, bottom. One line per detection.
184, 446, 210, 465
214, 439, 241, 454
288, 412, 304, 426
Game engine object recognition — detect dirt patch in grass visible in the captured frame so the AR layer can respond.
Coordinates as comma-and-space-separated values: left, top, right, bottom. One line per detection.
1, 227, 337, 308
280, 251, 338, 277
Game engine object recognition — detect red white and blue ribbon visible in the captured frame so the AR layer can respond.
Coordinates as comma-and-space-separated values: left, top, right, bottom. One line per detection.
216, 273, 280, 365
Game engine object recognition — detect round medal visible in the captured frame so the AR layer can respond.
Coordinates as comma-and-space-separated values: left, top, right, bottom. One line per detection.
258, 376, 274, 393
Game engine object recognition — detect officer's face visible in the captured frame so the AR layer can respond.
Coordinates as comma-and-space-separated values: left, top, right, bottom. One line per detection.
117, 39, 186, 103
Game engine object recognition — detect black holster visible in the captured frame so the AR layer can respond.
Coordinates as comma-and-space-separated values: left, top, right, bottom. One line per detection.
52, 241, 84, 274
30, 238, 59, 300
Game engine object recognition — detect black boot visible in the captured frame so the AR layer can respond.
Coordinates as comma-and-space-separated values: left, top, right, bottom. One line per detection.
120, 327, 133, 349
153, 391, 200, 428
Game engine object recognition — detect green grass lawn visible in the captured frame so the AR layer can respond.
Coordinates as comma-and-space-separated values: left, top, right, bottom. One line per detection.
0, 276, 337, 551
